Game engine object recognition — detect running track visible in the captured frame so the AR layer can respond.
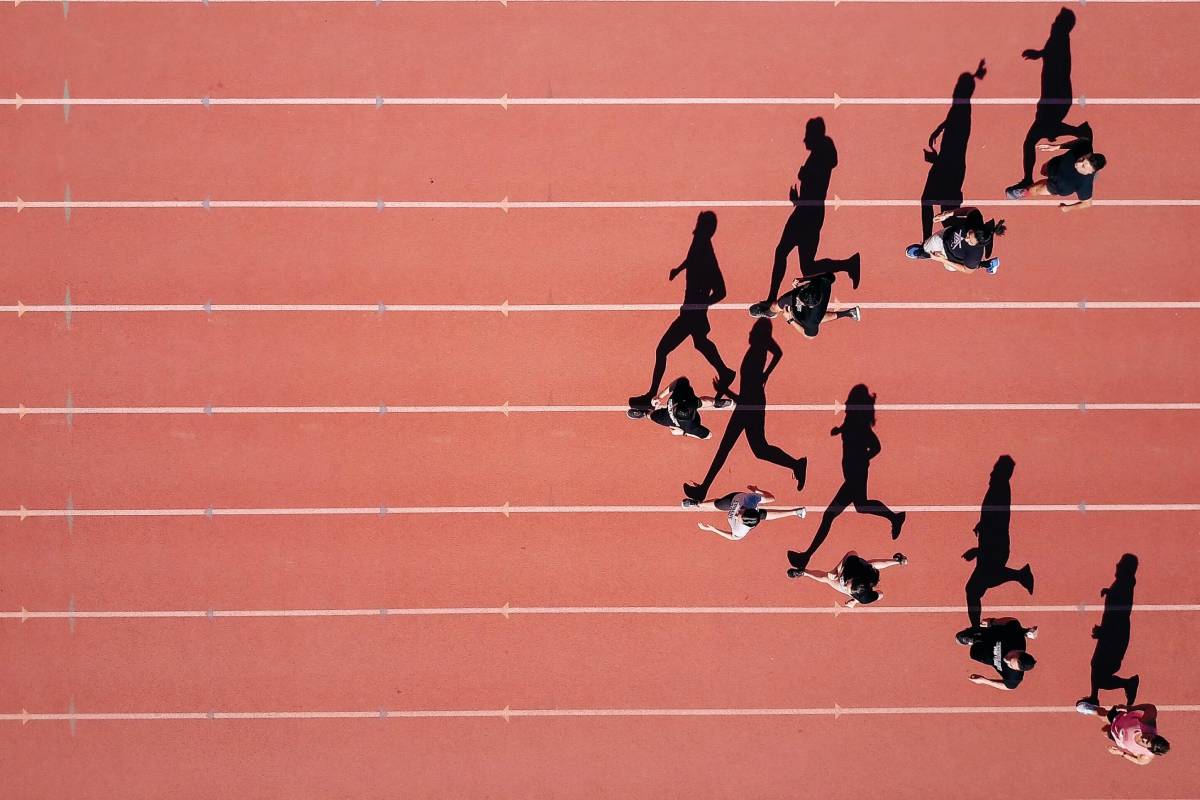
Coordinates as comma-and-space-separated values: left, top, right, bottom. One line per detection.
3, 3, 1200, 798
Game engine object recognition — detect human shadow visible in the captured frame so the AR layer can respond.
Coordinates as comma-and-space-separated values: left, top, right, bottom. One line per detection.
755, 117, 860, 309
682, 318, 806, 502
964, 455, 1034, 628
629, 211, 736, 407
1080, 554, 1141, 707
1012, 8, 1091, 187
921, 60, 987, 241
785, 385, 905, 572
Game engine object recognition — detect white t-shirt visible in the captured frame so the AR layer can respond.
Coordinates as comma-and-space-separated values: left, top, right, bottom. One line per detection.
728, 492, 764, 540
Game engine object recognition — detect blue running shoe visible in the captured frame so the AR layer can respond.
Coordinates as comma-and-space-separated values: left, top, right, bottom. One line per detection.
905, 244, 927, 259
984, 258, 1000, 274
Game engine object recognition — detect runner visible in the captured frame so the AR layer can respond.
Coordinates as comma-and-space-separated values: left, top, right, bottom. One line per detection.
686, 485, 807, 541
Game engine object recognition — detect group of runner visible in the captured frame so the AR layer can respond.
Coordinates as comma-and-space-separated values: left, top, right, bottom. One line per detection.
620, 10, 1163, 765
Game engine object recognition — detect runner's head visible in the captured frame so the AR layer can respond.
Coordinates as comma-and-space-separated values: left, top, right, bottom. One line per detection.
1076, 153, 1106, 175
740, 507, 764, 528
1149, 736, 1171, 756
850, 584, 880, 605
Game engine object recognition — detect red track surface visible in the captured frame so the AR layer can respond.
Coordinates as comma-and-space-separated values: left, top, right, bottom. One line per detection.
3, 3, 1200, 798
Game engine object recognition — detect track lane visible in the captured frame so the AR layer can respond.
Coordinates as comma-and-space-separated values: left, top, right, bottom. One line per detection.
2, 5, 1198, 99
3, 107, 1196, 200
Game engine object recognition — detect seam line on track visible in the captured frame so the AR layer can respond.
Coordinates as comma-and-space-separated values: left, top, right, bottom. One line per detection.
5, 199, 1200, 212
6, 96, 1200, 109
5, 603, 1199, 622
6, 301, 1200, 316
4, 705, 1200, 726
7, 402, 1200, 417
6, 503, 1200, 520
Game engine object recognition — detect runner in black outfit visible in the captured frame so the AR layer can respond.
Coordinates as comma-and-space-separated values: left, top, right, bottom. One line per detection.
957, 617, 1039, 691
1004, 8, 1094, 194
749, 117, 861, 318
632, 376, 727, 440
751, 274, 860, 338
629, 211, 736, 414
789, 551, 908, 607
906, 207, 1005, 274
1007, 136, 1105, 213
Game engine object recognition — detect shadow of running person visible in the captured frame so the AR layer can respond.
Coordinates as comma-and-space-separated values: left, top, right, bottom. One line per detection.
750, 118, 860, 316
963, 455, 1035, 629
1079, 554, 1142, 708
629, 211, 737, 410
920, 60, 987, 241
682, 318, 806, 503
785, 385, 905, 573
1007, 8, 1092, 191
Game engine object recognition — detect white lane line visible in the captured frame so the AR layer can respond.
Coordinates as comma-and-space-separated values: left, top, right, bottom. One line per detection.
4, 603, 1198, 622
4, 199, 1199, 212
6, 403, 1200, 417
3, 705, 1199, 725
6, 95, 1200, 109
5, 503, 1200, 520
5, 301, 1200, 316
9, 0, 1200, 5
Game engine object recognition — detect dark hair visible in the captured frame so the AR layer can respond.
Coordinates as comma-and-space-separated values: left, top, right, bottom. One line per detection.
1149, 736, 1170, 755
851, 585, 880, 605
1016, 653, 1037, 671
1087, 153, 1107, 172
977, 219, 1007, 245
741, 507, 764, 528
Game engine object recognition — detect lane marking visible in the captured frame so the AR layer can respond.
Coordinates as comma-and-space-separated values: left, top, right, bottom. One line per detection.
5, 95, 1200, 109
3, 705, 1199, 725
8, 0, 1200, 5
4, 603, 1199, 622
6, 503, 1200, 520
4, 198, 1200, 212
6, 402, 1200, 417
5, 301, 1200, 315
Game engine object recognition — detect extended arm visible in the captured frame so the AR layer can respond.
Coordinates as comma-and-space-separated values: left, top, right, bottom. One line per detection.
869, 555, 907, 571
969, 675, 1014, 691
697, 522, 738, 541
1060, 198, 1093, 213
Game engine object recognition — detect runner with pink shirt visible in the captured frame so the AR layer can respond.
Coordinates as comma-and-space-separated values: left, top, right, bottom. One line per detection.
1075, 702, 1170, 765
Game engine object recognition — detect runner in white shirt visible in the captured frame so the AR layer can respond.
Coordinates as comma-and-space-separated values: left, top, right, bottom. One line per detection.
687, 485, 806, 541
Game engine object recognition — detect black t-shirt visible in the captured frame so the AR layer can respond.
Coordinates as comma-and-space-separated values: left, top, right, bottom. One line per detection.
668, 379, 701, 428
783, 274, 834, 336
1046, 140, 1095, 201
943, 208, 986, 269
840, 554, 878, 587
969, 620, 1028, 688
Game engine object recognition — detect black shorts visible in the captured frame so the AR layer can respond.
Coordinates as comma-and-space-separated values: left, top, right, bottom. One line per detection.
713, 492, 740, 511
649, 408, 709, 439
1046, 178, 1075, 197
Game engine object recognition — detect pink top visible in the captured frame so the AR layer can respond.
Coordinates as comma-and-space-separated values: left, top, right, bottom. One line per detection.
1110, 710, 1155, 758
